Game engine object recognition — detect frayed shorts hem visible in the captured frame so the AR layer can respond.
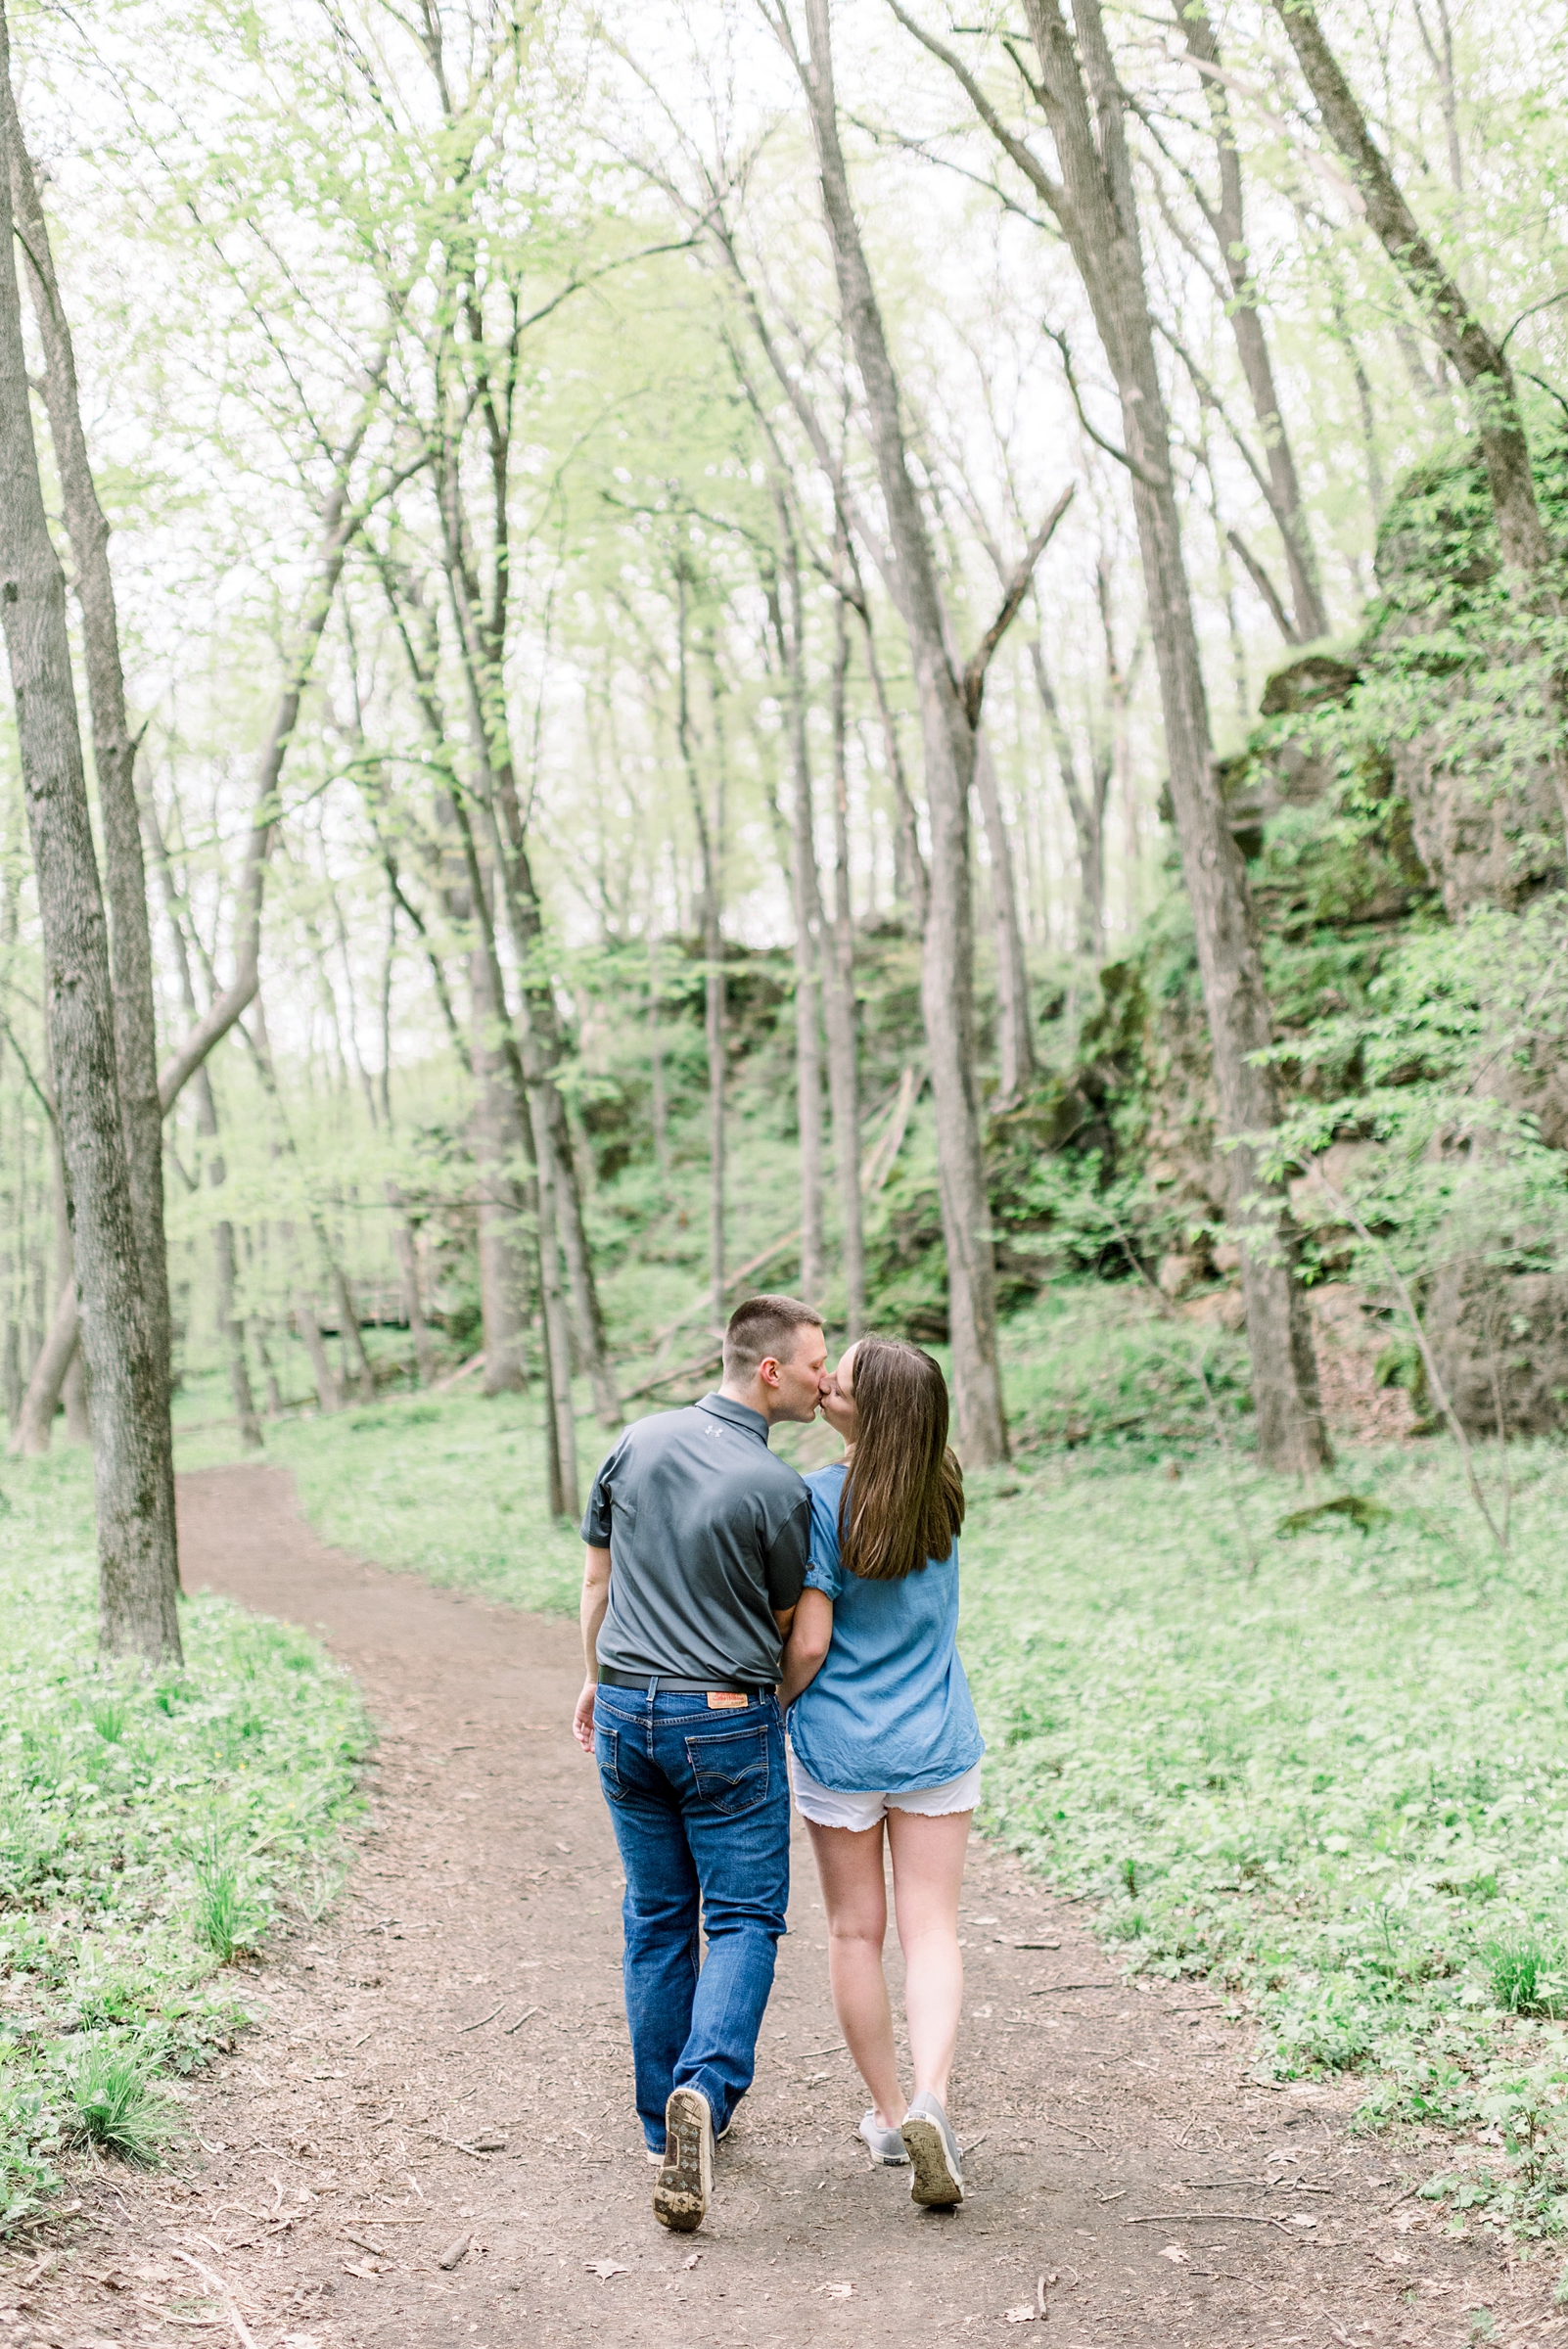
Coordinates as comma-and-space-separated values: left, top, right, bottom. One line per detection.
787, 1747, 982, 1831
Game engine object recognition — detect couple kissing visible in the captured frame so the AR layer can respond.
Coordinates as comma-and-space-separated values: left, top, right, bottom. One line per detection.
573, 1292, 984, 2234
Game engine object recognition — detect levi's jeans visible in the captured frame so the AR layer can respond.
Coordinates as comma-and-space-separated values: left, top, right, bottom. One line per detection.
592, 1685, 789, 2150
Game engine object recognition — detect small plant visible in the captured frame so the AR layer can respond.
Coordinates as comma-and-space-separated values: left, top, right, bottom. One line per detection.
1486, 1937, 1563, 2016
86, 1693, 129, 1744
64, 2045, 175, 2165
187, 1830, 266, 1962
1122, 1857, 1140, 1897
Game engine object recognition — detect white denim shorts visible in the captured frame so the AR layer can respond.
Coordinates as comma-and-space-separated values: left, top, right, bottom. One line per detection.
787, 1744, 983, 1832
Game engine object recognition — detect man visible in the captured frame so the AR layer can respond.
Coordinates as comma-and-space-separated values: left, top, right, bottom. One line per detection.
574, 1295, 829, 2233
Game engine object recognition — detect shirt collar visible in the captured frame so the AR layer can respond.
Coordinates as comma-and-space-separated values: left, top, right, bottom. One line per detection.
696, 1392, 771, 1444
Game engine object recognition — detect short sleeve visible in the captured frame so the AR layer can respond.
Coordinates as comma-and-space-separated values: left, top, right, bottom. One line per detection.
805, 1478, 845, 1601
764, 1491, 809, 1612
580, 1438, 623, 1546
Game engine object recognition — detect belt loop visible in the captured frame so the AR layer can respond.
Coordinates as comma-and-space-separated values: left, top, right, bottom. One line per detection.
645, 1674, 659, 1757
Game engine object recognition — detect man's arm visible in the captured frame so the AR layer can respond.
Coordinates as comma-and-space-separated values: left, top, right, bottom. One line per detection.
574, 1545, 612, 1755
778, 1589, 833, 1707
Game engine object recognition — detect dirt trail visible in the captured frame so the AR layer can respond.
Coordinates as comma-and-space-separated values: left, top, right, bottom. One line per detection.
8, 1464, 1557, 2347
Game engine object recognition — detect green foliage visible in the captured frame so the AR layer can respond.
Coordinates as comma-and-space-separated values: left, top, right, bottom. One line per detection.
0, 1454, 368, 2220
63, 2044, 176, 2166
958, 1427, 1568, 2228
996, 1286, 1254, 1464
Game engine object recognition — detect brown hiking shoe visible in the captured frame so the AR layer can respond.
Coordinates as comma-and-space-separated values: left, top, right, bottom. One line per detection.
652, 2085, 713, 2232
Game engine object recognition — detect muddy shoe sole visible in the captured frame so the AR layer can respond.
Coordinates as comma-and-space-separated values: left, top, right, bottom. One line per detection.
653, 2086, 713, 2232
900, 2113, 963, 2207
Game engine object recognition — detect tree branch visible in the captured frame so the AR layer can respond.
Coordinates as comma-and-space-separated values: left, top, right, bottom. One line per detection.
961, 484, 1075, 723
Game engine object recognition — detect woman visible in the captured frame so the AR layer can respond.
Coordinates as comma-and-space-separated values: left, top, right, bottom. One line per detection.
779, 1335, 983, 2210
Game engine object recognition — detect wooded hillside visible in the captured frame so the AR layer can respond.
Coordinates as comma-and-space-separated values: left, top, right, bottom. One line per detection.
2, 0, 1566, 1652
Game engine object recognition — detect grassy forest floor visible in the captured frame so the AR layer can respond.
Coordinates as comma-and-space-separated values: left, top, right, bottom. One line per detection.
0, 1456, 369, 2227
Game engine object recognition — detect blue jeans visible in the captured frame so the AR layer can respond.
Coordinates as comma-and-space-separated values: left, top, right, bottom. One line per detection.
593, 1686, 789, 2149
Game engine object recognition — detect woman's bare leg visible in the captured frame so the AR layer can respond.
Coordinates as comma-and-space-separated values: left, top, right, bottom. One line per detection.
885, 1808, 972, 2108
804, 1818, 903, 2130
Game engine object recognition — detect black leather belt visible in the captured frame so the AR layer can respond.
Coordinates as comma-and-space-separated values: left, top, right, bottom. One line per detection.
597, 1667, 771, 1697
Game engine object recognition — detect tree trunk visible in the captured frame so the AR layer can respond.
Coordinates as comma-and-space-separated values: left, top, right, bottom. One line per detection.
12, 1276, 75, 1456
530, 1100, 580, 1520
1028, 637, 1103, 958
469, 941, 530, 1398
214, 1220, 260, 1446
1177, 0, 1328, 641
333, 1261, 376, 1402
295, 1293, 343, 1415
672, 568, 728, 1334
794, 0, 1009, 1460
48, 1122, 89, 1445
972, 731, 1036, 1097
647, 928, 669, 1188
143, 799, 261, 1450
387, 1182, 437, 1387
5, 49, 179, 1592
838, 538, 929, 930
902, 0, 1330, 1472
0, 17, 182, 1656
254, 1316, 284, 1417
825, 576, 866, 1334
1272, 0, 1556, 588
772, 501, 826, 1306
214, 1217, 261, 1448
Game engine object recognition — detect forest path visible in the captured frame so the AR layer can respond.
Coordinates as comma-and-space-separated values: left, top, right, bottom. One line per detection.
20, 1464, 1551, 2348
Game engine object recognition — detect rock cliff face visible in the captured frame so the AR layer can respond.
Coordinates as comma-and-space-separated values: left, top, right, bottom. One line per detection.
1023, 439, 1568, 1437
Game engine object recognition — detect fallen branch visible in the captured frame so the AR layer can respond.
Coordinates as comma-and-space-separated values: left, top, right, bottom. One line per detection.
1124, 2211, 1295, 2233
455, 2004, 504, 2036
422, 2132, 492, 2161
166, 2249, 256, 2349
623, 1344, 722, 1404
1028, 1981, 1121, 1995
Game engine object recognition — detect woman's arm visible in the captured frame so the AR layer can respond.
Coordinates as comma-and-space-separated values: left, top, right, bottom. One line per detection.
778, 1588, 834, 1707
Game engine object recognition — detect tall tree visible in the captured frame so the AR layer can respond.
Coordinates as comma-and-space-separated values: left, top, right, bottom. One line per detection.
0, 0, 179, 1658
4, 40, 181, 1583
1270, 0, 1548, 592
765, 495, 827, 1306
770, 0, 1074, 1460
897, 0, 1331, 1471
1156, 0, 1329, 641
824, 549, 866, 1333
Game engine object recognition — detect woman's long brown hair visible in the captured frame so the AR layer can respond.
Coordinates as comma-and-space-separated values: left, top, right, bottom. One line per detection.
837, 1336, 966, 1581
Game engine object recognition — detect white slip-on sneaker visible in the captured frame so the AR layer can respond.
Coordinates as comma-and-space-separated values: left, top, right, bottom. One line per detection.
899, 2091, 964, 2207
858, 2110, 911, 2166
653, 2085, 714, 2232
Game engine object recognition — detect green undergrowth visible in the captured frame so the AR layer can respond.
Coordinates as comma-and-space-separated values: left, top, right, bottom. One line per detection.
995, 1285, 1253, 1465
0, 1453, 368, 2228
962, 1436, 1568, 2235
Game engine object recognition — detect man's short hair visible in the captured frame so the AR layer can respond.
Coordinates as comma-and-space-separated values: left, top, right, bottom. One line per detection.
722, 1294, 823, 1382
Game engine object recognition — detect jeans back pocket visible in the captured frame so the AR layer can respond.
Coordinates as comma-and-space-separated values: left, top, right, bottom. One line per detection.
684, 1722, 771, 1818
595, 1720, 627, 1803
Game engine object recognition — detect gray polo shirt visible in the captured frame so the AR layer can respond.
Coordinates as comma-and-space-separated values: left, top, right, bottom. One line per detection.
582, 1394, 810, 1686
